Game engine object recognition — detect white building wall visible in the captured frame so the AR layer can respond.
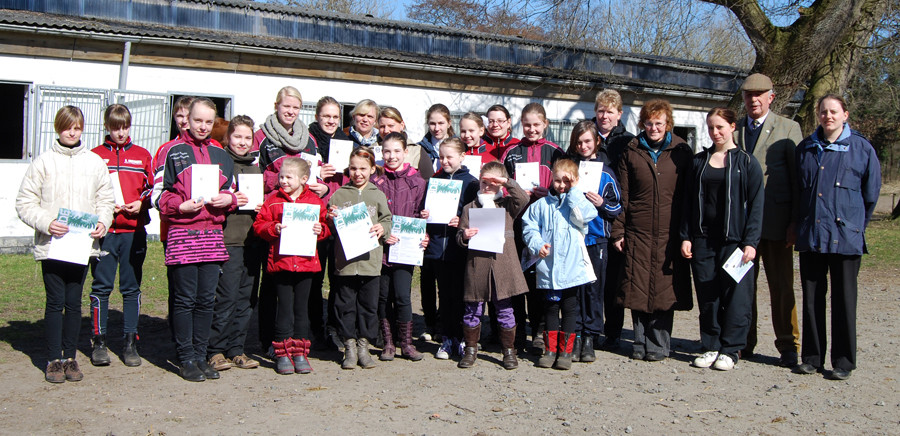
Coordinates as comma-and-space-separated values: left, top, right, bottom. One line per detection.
0, 55, 713, 240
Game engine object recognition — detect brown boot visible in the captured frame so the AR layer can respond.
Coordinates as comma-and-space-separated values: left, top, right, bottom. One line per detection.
379, 319, 396, 361
536, 331, 558, 368
499, 325, 518, 370
457, 323, 481, 368
399, 321, 423, 361
554, 332, 576, 370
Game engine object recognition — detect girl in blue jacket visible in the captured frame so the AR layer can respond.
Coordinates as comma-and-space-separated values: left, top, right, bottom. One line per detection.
522, 159, 598, 370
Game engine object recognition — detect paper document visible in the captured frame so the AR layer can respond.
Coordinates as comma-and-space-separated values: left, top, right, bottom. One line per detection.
334, 202, 380, 260
279, 203, 320, 257
237, 173, 264, 211
47, 208, 98, 265
328, 139, 354, 172
388, 216, 426, 266
109, 172, 126, 206
722, 247, 754, 283
424, 178, 462, 224
578, 161, 604, 194
463, 155, 482, 173
190, 164, 220, 203
467, 208, 506, 254
300, 152, 321, 180
515, 162, 540, 189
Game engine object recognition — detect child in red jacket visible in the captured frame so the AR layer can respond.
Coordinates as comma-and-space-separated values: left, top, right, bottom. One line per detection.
253, 158, 330, 375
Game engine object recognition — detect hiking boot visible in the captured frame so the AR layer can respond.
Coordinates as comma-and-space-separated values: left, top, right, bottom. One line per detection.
180, 360, 206, 382
537, 331, 558, 368
45, 359, 65, 383
357, 338, 377, 369
398, 321, 423, 361
458, 324, 480, 369
63, 358, 84, 381
571, 335, 582, 363
231, 354, 259, 369
122, 333, 142, 367
499, 326, 518, 370
90, 335, 111, 366
209, 353, 233, 371
341, 338, 358, 370
379, 319, 395, 361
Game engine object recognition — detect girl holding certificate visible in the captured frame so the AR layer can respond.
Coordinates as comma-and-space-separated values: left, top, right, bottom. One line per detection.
207, 115, 264, 372
327, 147, 393, 369
680, 108, 764, 371
16, 105, 115, 383
371, 132, 428, 361
459, 112, 499, 163
423, 138, 480, 360
254, 158, 331, 375
157, 98, 237, 382
566, 121, 623, 362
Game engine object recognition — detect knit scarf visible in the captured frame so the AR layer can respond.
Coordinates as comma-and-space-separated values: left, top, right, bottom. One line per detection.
638, 131, 672, 164
261, 113, 309, 152
349, 126, 378, 147
226, 143, 255, 164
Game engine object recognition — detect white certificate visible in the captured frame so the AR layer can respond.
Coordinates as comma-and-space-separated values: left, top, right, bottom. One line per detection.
463, 155, 482, 173
47, 208, 99, 265
373, 145, 384, 167
334, 202, 380, 260
424, 178, 462, 224
722, 247, 753, 283
279, 203, 320, 257
328, 139, 354, 173
190, 164, 220, 203
578, 161, 604, 194
237, 173, 264, 211
515, 162, 540, 189
300, 152, 321, 180
388, 216, 426, 266
467, 208, 506, 254
109, 172, 126, 206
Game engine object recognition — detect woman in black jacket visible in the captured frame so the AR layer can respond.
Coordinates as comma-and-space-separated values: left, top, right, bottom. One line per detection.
681, 107, 764, 371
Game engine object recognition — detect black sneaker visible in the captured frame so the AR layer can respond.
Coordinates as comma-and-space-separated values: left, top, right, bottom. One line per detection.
197, 360, 220, 380
793, 362, 820, 375
180, 361, 206, 382
630, 349, 645, 360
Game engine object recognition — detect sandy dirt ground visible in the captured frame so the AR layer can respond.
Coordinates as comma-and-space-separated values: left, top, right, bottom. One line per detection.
0, 260, 898, 435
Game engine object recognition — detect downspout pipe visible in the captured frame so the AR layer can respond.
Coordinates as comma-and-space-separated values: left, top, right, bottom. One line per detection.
117, 41, 131, 91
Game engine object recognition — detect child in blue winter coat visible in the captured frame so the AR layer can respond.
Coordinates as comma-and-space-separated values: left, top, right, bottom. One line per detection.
522, 159, 598, 370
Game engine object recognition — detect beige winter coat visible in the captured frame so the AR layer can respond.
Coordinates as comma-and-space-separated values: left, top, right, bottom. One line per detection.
16, 140, 115, 261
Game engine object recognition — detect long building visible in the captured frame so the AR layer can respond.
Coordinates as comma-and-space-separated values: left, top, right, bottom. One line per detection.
0, 0, 746, 251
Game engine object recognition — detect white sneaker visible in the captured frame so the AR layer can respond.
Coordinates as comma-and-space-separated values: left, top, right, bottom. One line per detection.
692, 351, 719, 368
712, 354, 735, 371
435, 338, 452, 360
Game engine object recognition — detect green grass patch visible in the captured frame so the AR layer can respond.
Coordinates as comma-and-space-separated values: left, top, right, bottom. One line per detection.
863, 216, 900, 271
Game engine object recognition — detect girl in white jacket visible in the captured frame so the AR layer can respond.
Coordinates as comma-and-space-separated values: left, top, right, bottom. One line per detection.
16, 106, 115, 383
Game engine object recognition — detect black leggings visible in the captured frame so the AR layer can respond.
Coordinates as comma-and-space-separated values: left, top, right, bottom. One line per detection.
543, 287, 578, 333
378, 264, 414, 323
42, 260, 88, 361
273, 271, 314, 341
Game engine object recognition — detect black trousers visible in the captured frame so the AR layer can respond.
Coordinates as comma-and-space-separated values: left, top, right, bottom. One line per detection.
428, 258, 465, 339
209, 245, 262, 358
378, 264, 414, 323
333, 275, 380, 340
42, 260, 88, 361
577, 243, 608, 335
513, 265, 545, 339
799, 252, 860, 371
273, 271, 314, 341
544, 287, 579, 333
169, 262, 221, 364
419, 263, 438, 328
309, 237, 334, 339
690, 237, 753, 360
603, 246, 626, 340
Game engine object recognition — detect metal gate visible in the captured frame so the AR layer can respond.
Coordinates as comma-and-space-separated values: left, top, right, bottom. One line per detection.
33, 86, 170, 158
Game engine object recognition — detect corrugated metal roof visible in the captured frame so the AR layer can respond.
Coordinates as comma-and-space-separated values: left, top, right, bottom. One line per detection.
0, 0, 746, 96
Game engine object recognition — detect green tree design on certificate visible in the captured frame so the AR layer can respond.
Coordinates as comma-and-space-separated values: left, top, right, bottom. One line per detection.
335, 202, 380, 260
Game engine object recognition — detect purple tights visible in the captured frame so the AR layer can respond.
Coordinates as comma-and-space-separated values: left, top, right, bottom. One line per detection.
464, 298, 515, 329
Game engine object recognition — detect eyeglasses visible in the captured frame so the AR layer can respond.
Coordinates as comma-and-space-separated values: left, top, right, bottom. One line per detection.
643, 121, 666, 130
487, 119, 508, 125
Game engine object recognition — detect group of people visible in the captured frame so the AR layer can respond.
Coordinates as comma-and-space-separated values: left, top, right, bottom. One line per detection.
16, 73, 881, 384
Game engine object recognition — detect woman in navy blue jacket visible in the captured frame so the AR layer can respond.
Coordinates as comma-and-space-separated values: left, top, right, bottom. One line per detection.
792, 94, 881, 380
680, 108, 764, 371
